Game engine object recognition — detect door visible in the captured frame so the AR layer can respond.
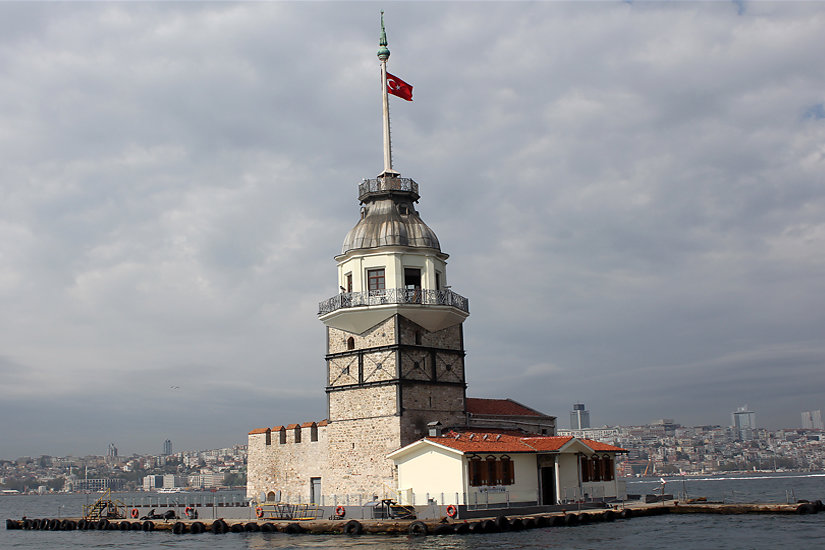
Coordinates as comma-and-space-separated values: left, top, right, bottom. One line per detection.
540, 467, 555, 505
310, 477, 321, 505
404, 268, 421, 303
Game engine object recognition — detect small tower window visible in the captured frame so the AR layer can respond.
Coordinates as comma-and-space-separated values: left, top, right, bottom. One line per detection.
294, 426, 302, 443
415, 331, 422, 345
345, 273, 353, 293
360, 207, 367, 219
347, 337, 355, 350
399, 204, 409, 215
368, 269, 385, 293
310, 423, 319, 442
265, 428, 271, 446
279, 427, 286, 444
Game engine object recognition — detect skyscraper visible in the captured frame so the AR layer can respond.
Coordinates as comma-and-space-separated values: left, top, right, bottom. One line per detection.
802, 410, 824, 430
732, 405, 756, 441
570, 403, 590, 429
163, 439, 172, 456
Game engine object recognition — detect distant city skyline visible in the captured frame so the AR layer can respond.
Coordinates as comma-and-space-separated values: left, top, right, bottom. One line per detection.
2, 3, 825, 458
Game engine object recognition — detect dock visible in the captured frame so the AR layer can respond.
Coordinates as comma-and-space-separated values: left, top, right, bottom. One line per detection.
6, 500, 823, 535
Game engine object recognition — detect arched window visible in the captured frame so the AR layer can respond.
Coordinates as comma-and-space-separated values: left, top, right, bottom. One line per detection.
469, 456, 485, 487
265, 428, 271, 446
294, 426, 302, 443
500, 455, 514, 485
310, 423, 319, 442
347, 337, 355, 350
580, 454, 591, 482
601, 455, 614, 481
486, 456, 497, 485
279, 427, 286, 444
591, 456, 602, 482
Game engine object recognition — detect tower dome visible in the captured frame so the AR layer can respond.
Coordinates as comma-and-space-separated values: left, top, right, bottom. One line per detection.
341, 177, 440, 255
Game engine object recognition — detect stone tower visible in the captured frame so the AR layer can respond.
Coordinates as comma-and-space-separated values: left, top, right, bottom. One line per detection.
316, 13, 470, 495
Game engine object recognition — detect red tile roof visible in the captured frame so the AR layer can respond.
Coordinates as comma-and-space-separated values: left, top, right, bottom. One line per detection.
249, 420, 329, 435
426, 430, 626, 454
466, 398, 548, 417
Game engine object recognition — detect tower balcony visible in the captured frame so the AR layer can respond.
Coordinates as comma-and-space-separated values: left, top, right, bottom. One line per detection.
318, 288, 469, 334
358, 177, 419, 202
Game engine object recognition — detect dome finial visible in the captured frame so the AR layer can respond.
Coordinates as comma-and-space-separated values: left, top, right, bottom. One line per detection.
378, 11, 390, 61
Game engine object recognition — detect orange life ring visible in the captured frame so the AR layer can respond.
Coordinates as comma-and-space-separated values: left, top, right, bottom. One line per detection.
184, 507, 193, 518
130, 508, 139, 518
446, 504, 457, 518
335, 506, 346, 517
255, 506, 264, 518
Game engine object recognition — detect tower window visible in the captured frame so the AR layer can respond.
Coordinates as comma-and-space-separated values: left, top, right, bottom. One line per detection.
435, 272, 442, 291
415, 331, 422, 345
399, 205, 409, 215
368, 269, 385, 293
360, 207, 367, 219
347, 337, 355, 350
345, 273, 353, 293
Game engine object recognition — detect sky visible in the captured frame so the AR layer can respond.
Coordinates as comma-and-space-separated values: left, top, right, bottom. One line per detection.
1, 1, 824, 460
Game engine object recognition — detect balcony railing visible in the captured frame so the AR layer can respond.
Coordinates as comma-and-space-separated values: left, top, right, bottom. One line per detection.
318, 288, 469, 316
358, 177, 419, 201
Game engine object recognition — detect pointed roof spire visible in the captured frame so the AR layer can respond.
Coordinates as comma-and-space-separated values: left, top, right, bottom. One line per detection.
378, 10, 390, 61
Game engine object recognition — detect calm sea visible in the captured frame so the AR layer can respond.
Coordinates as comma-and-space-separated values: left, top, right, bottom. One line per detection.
3, 473, 825, 549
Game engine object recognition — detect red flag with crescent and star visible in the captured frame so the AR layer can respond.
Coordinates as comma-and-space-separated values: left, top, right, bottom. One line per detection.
386, 72, 413, 101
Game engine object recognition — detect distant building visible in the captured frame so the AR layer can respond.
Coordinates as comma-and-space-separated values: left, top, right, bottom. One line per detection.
802, 410, 824, 430
142, 475, 164, 490
163, 439, 172, 456
732, 405, 756, 441
163, 474, 184, 489
557, 427, 619, 444
107, 442, 118, 457
570, 403, 591, 430
76, 478, 124, 491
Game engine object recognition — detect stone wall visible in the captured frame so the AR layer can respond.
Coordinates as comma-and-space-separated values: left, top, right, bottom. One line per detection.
246, 423, 329, 501
328, 317, 395, 354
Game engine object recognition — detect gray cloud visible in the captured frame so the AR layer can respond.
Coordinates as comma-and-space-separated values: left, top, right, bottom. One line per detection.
1, 2, 824, 458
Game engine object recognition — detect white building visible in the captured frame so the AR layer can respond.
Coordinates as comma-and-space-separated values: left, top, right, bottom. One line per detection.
388, 428, 626, 506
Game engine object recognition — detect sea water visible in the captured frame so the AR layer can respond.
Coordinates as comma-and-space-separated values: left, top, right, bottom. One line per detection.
2, 473, 825, 549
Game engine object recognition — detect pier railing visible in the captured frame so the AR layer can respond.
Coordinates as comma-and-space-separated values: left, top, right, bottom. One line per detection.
318, 288, 469, 316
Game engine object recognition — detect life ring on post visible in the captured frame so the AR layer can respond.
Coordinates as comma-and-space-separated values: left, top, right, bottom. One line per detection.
446, 504, 458, 518
184, 507, 193, 518
255, 506, 264, 519
130, 508, 139, 519
335, 506, 346, 518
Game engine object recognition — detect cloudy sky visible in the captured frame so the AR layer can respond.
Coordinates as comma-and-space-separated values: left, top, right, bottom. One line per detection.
1, 1, 824, 459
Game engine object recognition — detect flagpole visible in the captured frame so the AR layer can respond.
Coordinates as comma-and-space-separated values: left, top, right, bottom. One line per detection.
378, 11, 398, 177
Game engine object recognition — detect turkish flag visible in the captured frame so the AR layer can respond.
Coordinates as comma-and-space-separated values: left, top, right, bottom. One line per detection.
386, 72, 413, 101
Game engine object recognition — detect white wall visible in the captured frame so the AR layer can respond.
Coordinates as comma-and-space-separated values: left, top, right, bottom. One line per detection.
464, 453, 539, 507
395, 445, 464, 505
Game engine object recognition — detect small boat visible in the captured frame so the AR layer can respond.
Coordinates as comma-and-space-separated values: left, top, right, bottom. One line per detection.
157, 488, 181, 494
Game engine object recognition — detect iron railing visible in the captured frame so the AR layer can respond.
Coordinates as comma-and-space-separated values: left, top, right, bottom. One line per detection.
318, 288, 469, 316
358, 177, 419, 201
